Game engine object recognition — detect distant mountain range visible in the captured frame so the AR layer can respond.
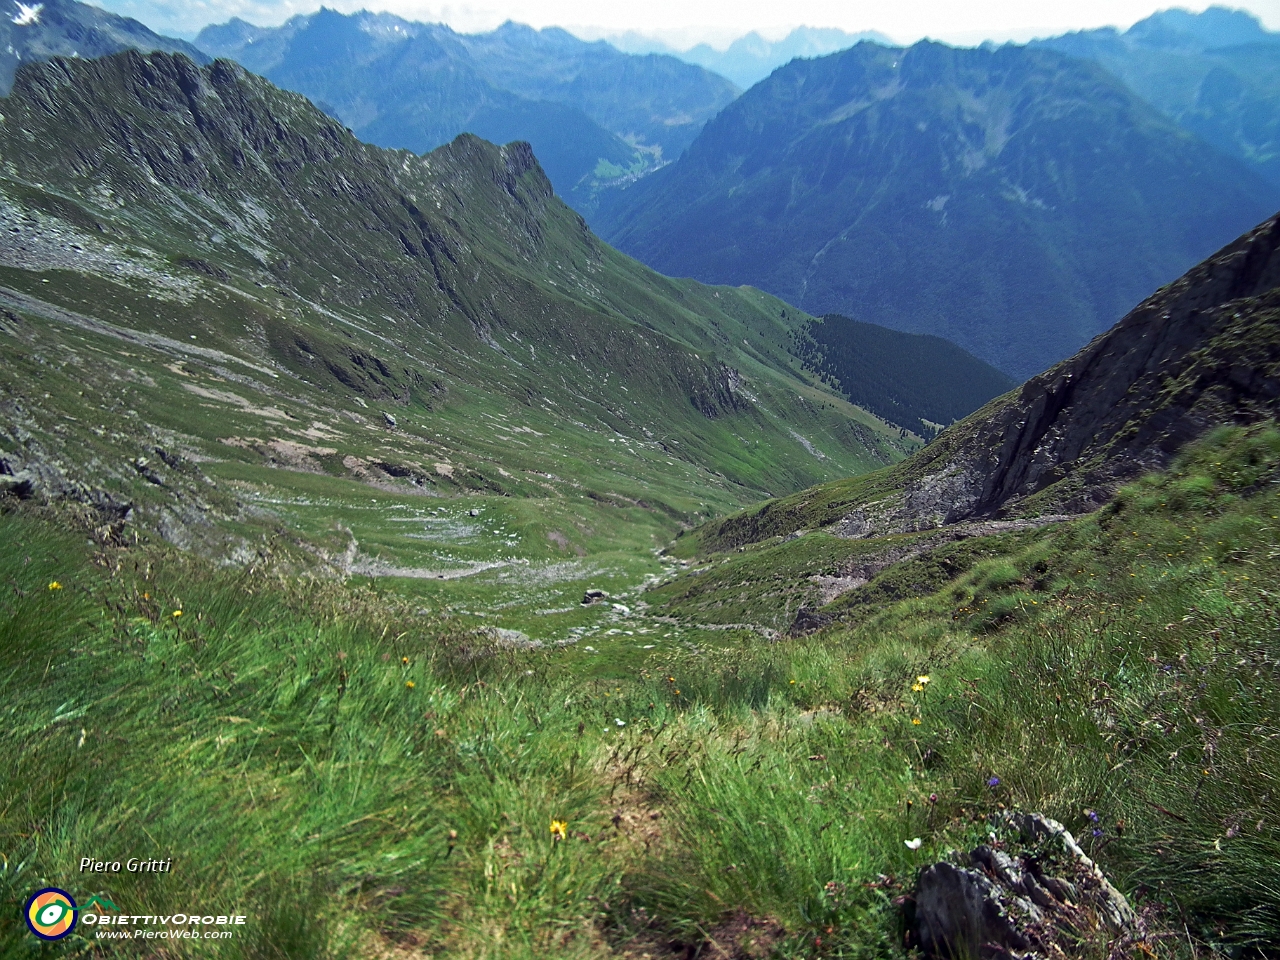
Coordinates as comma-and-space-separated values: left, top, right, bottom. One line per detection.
1035, 5, 1280, 186
608, 26, 892, 89
0, 0, 205, 93
193, 10, 738, 214
594, 39, 1280, 379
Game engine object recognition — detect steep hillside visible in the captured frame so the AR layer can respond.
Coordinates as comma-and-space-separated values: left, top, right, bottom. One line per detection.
793, 314, 1015, 437
595, 40, 1280, 378
691, 207, 1280, 555
0, 0, 205, 93
7, 422, 1280, 955
1036, 6, 1280, 185
194, 11, 738, 212
0, 50, 918, 572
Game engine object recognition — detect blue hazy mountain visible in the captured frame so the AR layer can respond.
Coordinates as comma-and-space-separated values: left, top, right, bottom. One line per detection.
0, 0, 205, 93
449, 21, 739, 160
608, 26, 894, 89
680, 27, 894, 89
594, 40, 1280, 379
1034, 6, 1280, 185
195, 10, 738, 214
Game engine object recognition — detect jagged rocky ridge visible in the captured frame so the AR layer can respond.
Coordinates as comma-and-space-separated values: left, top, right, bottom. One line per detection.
699, 209, 1280, 550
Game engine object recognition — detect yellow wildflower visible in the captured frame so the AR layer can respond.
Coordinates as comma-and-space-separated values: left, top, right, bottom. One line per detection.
402, 656, 409, 665
48, 581, 62, 591
405, 681, 415, 689
912, 718, 922, 725
911, 683, 924, 693
550, 820, 567, 841
172, 610, 183, 618
917, 675, 931, 685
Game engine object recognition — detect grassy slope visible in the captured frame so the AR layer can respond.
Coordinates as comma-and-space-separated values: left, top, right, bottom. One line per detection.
0, 52, 912, 610
3, 425, 1279, 958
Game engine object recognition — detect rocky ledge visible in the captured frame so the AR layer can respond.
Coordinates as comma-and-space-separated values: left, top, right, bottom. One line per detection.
911, 813, 1144, 959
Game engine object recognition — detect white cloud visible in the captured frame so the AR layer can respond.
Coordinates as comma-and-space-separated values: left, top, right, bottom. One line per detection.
89, 0, 1280, 46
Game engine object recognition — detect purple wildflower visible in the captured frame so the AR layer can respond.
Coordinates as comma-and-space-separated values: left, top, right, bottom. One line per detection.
987, 776, 1000, 788
1087, 810, 1100, 822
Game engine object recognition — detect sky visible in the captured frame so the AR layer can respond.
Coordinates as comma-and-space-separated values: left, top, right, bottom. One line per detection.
95, 0, 1280, 46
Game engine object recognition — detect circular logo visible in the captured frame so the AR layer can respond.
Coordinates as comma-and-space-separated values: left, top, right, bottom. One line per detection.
25, 888, 78, 940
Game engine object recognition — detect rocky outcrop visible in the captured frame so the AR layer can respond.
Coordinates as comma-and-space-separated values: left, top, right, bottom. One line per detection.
837, 210, 1280, 539
0, 449, 133, 522
912, 813, 1143, 959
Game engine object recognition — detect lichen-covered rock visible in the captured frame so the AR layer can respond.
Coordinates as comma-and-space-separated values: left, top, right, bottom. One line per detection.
912, 812, 1144, 958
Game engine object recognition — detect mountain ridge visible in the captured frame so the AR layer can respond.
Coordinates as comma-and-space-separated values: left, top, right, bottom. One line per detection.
0, 49, 925, 554
594, 38, 1280, 378
0, 0, 206, 93
693, 205, 1280, 553
193, 9, 739, 214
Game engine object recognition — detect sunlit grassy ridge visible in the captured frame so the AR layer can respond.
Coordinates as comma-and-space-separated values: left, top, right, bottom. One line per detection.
3, 425, 1279, 957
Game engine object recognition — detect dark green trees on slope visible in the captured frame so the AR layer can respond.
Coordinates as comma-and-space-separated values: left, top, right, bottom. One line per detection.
794, 314, 1015, 437
595, 40, 1280, 379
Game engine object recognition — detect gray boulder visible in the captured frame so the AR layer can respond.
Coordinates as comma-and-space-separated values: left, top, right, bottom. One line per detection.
913, 813, 1143, 959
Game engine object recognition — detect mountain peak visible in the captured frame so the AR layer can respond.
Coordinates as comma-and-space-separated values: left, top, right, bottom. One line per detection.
0, 0, 207, 93
596, 37, 1279, 379
1126, 5, 1272, 50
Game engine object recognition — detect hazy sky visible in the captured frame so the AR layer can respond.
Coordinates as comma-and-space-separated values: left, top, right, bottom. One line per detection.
95, 0, 1280, 46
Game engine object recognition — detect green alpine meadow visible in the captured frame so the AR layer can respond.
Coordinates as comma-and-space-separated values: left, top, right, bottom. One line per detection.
2, 4, 1280, 957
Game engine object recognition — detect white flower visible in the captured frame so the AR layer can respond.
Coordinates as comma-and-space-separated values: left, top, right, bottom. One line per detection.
904, 837, 923, 850
614, 718, 626, 727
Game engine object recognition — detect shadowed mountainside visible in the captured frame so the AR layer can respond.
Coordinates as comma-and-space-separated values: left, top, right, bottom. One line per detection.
793, 314, 1015, 438
595, 40, 1280, 378
694, 207, 1280, 552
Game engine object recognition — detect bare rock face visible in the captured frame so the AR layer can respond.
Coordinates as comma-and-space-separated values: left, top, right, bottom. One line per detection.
840, 211, 1280, 539
0, 449, 133, 521
913, 813, 1143, 959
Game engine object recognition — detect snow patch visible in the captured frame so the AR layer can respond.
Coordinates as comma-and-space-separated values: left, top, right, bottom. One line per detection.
12, 3, 42, 26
